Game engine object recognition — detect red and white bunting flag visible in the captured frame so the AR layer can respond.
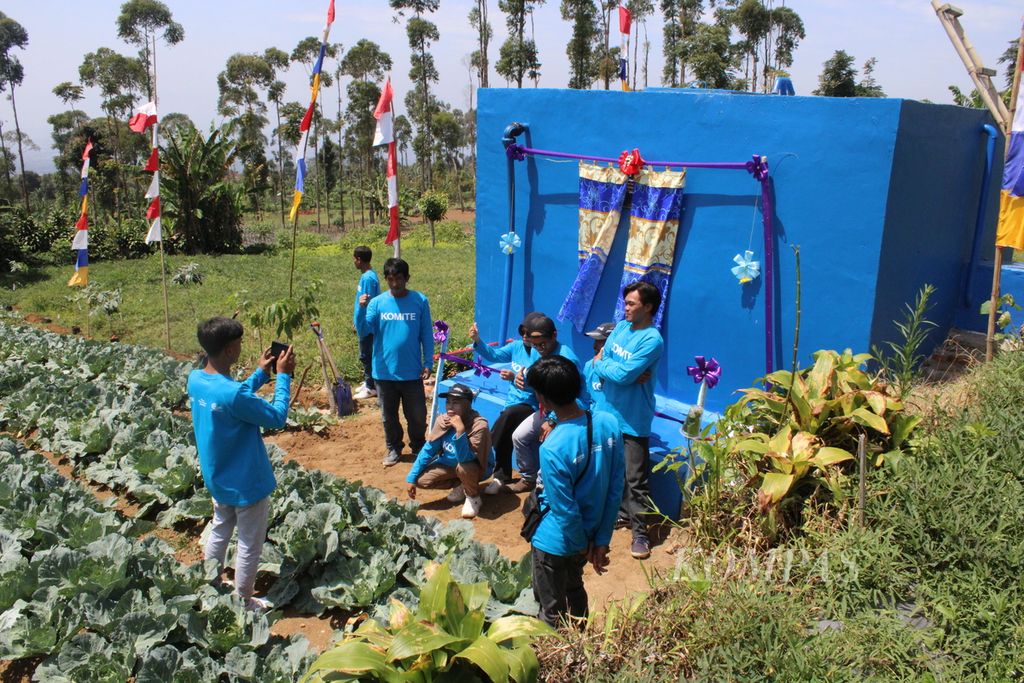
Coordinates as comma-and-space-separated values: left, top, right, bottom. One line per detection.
146, 197, 161, 220
373, 79, 399, 247
145, 217, 162, 244
145, 171, 160, 200
129, 101, 158, 133
144, 148, 159, 172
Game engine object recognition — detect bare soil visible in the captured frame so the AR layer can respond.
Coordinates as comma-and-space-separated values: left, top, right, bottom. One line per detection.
265, 394, 685, 651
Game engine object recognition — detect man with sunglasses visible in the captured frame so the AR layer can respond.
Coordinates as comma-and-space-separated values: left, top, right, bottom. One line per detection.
507, 314, 585, 493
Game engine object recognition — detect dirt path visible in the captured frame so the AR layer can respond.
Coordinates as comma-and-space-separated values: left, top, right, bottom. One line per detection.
267, 397, 685, 616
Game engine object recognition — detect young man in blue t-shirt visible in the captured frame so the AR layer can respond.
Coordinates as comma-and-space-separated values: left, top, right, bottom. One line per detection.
510, 314, 585, 492
591, 281, 664, 560
405, 383, 494, 519
356, 257, 434, 467
469, 313, 540, 493
352, 245, 380, 400
188, 317, 295, 611
527, 355, 624, 628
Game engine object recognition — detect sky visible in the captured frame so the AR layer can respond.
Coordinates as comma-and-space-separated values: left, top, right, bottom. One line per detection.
2, 0, 1020, 173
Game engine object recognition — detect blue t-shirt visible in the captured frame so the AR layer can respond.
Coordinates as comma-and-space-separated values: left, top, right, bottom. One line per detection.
473, 339, 537, 409
593, 321, 664, 437
582, 358, 606, 411
406, 415, 496, 484
531, 411, 624, 556
356, 290, 433, 381
187, 367, 290, 507
531, 342, 590, 411
353, 269, 380, 332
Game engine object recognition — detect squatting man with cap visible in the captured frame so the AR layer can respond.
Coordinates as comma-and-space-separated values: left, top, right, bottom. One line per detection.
405, 383, 495, 519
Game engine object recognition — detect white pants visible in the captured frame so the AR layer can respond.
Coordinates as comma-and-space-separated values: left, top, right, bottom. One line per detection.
511, 410, 545, 484
204, 496, 270, 600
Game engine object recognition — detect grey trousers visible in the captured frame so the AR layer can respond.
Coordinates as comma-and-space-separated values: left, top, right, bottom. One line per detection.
511, 409, 545, 484
204, 496, 270, 600
620, 434, 652, 539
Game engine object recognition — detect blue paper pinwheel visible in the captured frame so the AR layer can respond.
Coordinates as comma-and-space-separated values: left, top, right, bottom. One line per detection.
499, 232, 521, 255
731, 250, 760, 284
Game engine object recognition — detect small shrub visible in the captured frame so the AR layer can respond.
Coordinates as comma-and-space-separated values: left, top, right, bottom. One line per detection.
418, 190, 449, 247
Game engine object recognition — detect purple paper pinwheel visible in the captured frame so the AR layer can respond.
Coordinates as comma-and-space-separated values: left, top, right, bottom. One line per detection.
687, 355, 721, 389
433, 320, 449, 344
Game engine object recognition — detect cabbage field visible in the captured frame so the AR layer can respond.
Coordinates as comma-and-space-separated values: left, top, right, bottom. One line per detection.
0, 319, 534, 680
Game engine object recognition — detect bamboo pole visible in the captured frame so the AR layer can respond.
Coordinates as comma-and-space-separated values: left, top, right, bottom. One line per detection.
150, 34, 172, 352
984, 21, 1024, 361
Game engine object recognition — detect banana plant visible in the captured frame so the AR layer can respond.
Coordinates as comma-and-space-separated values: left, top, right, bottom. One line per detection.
301, 561, 555, 683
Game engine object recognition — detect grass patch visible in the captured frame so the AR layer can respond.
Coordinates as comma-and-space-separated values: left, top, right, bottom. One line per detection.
0, 223, 475, 383
542, 350, 1024, 681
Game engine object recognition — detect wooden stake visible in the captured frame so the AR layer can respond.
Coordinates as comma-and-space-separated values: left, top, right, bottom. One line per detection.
288, 209, 299, 298
984, 20, 1024, 361
158, 240, 171, 352
857, 433, 867, 528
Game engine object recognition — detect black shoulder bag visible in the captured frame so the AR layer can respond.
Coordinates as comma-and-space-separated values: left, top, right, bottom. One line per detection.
520, 411, 593, 542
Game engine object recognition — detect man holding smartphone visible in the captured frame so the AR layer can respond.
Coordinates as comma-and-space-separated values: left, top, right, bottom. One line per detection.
188, 316, 295, 611
356, 257, 434, 467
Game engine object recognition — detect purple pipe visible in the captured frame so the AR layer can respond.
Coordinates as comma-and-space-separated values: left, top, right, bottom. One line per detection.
759, 173, 775, 375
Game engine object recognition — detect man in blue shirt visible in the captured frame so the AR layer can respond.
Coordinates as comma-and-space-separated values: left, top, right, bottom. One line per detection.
405, 383, 494, 519
582, 321, 615, 411
188, 316, 295, 611
510, 314, 585, 493
352, 246, 380, 400
592, 281, 664, 560
470, 314, 540, 493
356, 257, 434, 467
527, 355, 624, 628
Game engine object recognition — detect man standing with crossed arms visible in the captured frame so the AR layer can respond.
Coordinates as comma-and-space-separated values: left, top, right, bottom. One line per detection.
590, 281, 664, 560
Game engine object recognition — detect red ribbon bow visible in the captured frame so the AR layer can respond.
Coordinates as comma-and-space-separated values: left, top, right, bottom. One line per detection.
618, 148, 644, 176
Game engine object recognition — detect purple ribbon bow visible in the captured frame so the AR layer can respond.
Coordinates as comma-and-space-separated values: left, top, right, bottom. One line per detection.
687, 356, 721, 389
745, 155, 769, 182
441, 353, 497, 379
505, 144, 527, 161
433, 320, 449, 344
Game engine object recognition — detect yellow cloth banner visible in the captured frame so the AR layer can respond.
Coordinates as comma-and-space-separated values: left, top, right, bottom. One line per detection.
67, 266, 88, 287
288, 189, 303, 221
996, 190, 1024, 251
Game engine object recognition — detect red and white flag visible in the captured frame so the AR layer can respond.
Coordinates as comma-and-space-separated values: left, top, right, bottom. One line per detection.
129, 101, 158, 133
373, 79, 400, 247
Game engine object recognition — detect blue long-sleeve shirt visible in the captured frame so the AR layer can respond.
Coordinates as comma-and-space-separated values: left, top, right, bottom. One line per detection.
352, 270, 380, 332
406, 414, 495, 484
187, 367, 290, 507
582, 358, 606, 411
592, 321, 664, 437
531, 411, 624, 556
356, 290, 433, 381
473, 339, 537, 409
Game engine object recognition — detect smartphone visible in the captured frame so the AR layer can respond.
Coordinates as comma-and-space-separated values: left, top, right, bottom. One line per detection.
268, 341, 289, 372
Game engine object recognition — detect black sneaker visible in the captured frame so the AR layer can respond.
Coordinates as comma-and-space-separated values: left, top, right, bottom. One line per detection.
630, 536, 651, 560
614, 516, 630, 530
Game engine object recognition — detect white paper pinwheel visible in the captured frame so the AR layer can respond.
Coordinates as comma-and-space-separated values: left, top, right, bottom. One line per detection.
731, 250, 760, 284
499, 232, 522, 255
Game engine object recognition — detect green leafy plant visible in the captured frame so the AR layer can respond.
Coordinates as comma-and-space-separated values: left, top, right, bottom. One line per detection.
172, 262, 204, 322
980, 292, 1022, 342
419, 190, 449, 248
302, 560, 554, 683
264, 279, 322, 340
873, 284, 936, 399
